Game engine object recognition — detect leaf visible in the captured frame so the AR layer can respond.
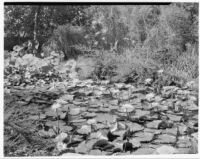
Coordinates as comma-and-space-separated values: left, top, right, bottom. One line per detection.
83, 112, 97, 118
153, 134, 176, 144
123, 141, 133, 152
62, 94, 74, 101
153, 145, 178, 154
146, 120, 162, 129
126, 122, 144, 133
92, 139, 109, 149
134, 132, 154, 143
95, 113, 117, 123
89, 149, 102, 155
118, 104, 135, 113
75, 141, 90, 154
69, 108, 81, 116
77, 125, 91, 135
129, 138, 141, 149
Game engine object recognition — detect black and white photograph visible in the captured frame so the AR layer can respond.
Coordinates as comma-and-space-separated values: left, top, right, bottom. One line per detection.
3, 1, 199, 157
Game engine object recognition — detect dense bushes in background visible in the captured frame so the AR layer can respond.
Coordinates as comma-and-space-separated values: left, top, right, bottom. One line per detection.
4, 3, 199, 84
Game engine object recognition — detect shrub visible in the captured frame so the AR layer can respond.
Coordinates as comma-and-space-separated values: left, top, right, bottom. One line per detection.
76, 56, 96, 80
51, 24, 87, 60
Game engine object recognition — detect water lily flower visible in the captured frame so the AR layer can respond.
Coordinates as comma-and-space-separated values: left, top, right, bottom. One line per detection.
56, 142, 67, 152
51, 103, 62, 111
157, 69, 164, 74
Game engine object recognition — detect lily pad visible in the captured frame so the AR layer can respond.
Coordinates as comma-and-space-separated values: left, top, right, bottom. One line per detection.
129, 138, 141, 149
87, 119, 97, 125
167, 114, 182, 122
69, 108, 81, 116
132, 148, 154, 155
89, 149, 103, 155
83, 112, 97, 118
153, 134, 176, 144
126, 122, 144, 132
153, 145, 178, 154
133, 109, 150, 119
146, 120, 162, 129
62, 94, 74, 101
75, 141, 90, 154
118, 104, 135, 113
59, 125, 73, 133
77, 125, 91, 135
98, 107, 110, 113
95, 113, 117, 123
134, 132, 154, 143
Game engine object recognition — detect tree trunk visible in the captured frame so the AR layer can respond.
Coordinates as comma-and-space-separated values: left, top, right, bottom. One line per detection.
33, 6, 41, 56
33, 6, 40, 41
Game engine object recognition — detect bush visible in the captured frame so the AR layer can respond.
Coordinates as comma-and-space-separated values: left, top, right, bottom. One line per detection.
76, 56, 96, 80
51, 24, 87, 60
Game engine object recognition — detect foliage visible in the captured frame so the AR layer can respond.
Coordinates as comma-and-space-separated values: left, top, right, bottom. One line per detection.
50, 24, 87, 60
4, 5, 90, 50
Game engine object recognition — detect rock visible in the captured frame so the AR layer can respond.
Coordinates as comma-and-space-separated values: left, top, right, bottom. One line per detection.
153, 145, 178, 154
153, 134, 176, 144
146, 120, 162, 129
